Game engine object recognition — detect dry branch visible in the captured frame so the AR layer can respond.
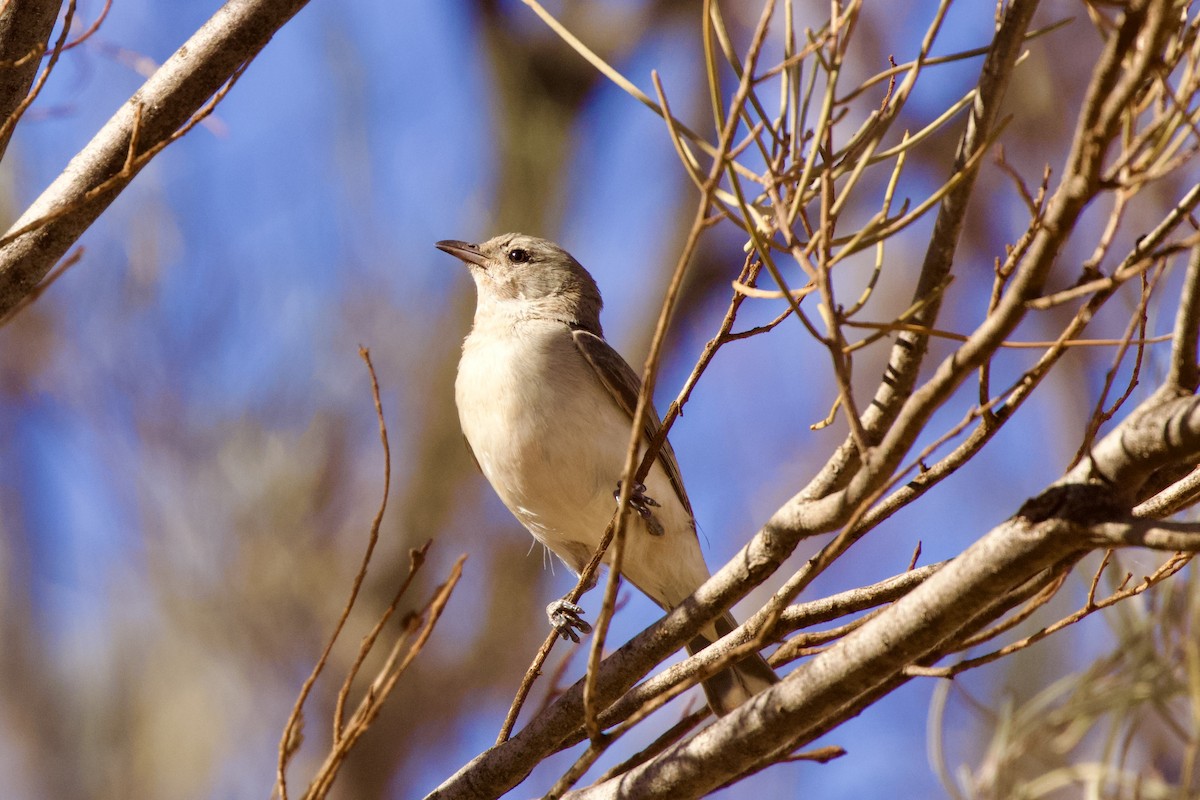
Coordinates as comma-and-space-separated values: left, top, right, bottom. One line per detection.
277, 350, 467, 800
0, 0, 63, 161
0, 0, 314, 318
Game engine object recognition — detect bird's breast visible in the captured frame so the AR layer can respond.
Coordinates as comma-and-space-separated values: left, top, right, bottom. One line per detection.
455, 323, 624, 518
455, 319, 706, 599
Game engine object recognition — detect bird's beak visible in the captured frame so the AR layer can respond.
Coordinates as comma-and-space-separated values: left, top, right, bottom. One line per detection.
435, 240, 488, 269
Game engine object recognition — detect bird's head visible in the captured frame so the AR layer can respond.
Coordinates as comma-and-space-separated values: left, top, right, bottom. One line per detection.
436, 233, 604, 333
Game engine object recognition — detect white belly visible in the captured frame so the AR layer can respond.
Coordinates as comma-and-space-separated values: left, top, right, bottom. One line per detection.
456, 319, 711, 609
457, 322, 621, 545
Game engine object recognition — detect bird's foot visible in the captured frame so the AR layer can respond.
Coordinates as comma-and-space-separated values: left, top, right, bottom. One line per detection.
614, 480, 664, 536
547, 598, 592, 643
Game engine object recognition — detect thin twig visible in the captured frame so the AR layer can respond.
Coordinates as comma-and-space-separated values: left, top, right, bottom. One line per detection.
580, 0, 779, 745
276, 348, 395, 799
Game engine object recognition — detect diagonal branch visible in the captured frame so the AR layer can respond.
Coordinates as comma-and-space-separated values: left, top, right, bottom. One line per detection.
563, 357, 1200, 798
562, 512, 1085, 799
0, 0, 315, 318
1063, 394, 1200, 500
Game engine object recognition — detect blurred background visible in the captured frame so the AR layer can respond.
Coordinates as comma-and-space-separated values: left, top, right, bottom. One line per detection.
0, 0, 1193, 797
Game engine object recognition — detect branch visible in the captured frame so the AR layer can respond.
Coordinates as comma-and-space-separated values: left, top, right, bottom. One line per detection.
0, 0, 314, 318
1166, 245, 1200, 394
1063, 394, 1200, 503
800, 0, 1039, 501
564, 461, 1200, 798
1134, 465, 1200, 518
782, 0, 1177, 533
1092, 517, 1200, 550
561, 512, 1085, 798
430, 290, 1198, 799
585, 561, 948, 734
561, 322, 1200, 798
0, 0, 64, 161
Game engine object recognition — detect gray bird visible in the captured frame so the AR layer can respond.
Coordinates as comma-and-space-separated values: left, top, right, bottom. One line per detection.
437, 233, 777, 715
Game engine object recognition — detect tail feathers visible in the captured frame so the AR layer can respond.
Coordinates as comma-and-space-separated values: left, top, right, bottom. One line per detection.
687, 611, 778, 716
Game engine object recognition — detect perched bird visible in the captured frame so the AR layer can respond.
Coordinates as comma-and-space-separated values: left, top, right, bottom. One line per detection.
437, 233, 776, 715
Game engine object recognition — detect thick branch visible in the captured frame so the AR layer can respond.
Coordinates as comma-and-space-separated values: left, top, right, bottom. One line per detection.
1165, 245, 1200, 394
567, 381, 1200, 798
0, 0, 313, 318
0, 0, 62, 161
564, 506, 1092, 799
1093, 517, 1200, 550
578, 561, 948, 738
1063, 394, 1200, 501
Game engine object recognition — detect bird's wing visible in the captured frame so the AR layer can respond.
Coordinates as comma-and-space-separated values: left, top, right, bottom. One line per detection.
571, 328, 693, 517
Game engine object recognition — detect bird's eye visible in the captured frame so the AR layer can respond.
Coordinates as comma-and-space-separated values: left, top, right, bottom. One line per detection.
507, 248, 530, 264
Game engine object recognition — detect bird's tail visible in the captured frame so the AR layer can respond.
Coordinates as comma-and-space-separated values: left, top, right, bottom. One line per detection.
686, 611, 778, 716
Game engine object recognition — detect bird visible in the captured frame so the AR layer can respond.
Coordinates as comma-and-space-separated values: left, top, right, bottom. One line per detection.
436, 232, 777, 715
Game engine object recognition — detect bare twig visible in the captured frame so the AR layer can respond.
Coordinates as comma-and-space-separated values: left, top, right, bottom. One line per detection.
580, 0, 780, 744
909, 553, 1189, 678
301, 554, 467, 800
276, 348, 395, 799
0, 246, 82, 328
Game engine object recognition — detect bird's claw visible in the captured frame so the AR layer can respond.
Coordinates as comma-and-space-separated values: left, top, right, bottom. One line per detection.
614, 480, 664, 535
547, 598, 592, 643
